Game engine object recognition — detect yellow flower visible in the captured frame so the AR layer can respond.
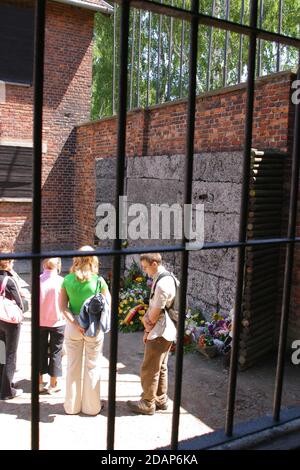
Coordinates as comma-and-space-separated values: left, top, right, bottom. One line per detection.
139, 309, 145, 315
135, 277, 143, 283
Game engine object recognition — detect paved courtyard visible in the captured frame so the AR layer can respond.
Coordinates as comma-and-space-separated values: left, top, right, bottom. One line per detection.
0, 312, 298, 450
0, 314, 212, 450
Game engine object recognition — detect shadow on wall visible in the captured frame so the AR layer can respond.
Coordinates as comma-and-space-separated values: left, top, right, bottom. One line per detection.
15, 129, 76, 255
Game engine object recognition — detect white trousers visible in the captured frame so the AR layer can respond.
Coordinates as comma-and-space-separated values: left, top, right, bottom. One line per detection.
64, 322, 104, 415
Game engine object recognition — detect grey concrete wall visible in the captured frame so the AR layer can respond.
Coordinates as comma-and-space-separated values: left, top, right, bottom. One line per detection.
96, 152, 243, 318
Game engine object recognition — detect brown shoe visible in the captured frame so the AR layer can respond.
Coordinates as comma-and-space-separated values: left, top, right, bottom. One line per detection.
155, 400, 169, 411
127, 399, 155, 415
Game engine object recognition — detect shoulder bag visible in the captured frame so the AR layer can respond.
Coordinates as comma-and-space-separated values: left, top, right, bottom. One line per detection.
0, 276, 24, 324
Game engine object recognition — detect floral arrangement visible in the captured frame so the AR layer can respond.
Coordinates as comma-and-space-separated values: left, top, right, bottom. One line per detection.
118, 261, 151, 332
179, 310, 232, 356
184, 308, 206, 340
197, 312, 232, 356
170, 308, 205, 354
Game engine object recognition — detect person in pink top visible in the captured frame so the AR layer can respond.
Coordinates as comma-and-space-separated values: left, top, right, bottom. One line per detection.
39, 258, 65, 394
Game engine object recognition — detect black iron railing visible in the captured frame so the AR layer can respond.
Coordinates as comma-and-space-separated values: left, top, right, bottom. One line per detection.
1, 0, 300, 452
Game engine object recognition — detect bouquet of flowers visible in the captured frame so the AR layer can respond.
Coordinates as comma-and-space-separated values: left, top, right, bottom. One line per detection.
170, 308, 205, 354
194, 312, 232, 358
184, 309, 205, 343
118, 261, 151, 332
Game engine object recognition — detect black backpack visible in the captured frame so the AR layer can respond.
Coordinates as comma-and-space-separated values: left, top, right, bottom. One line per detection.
150, 271, 181, 325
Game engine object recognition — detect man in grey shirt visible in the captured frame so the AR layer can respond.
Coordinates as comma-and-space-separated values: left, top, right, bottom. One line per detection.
127, 253, 176, 415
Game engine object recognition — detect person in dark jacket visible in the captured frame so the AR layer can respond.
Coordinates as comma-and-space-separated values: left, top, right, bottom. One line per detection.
0, 258, 24, 400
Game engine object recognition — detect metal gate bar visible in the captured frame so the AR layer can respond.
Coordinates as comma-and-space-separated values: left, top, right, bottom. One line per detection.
171, 0, 199, 450
225, 0, 258, 437
1, 0, 299, 451
31, 0, 46, 450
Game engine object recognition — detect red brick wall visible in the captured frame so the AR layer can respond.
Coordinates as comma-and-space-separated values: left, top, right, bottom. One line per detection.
0, 0, 94, 251
0, 86, 34, 140
76, 71, 294, 160
0, 202, 32, 248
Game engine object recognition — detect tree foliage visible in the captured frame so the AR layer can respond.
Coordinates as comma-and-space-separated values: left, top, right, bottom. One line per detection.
92, 0, 299, 120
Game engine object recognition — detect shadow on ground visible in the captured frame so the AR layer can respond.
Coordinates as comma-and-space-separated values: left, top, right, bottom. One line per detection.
0, 400, 63, 423
105, 331, 300, 430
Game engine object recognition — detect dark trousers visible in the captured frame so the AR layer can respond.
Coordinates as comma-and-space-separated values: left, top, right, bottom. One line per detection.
40, 325, 65, 377
0, 319, 21, 399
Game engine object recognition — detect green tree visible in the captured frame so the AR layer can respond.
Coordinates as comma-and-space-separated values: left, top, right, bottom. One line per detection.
92, 0, 299, 120
92, 12, 114, 118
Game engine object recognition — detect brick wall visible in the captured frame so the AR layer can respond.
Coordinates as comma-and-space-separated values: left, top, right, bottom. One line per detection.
0, 0, 94, 251
76, 71, 294, 159
0, 202, 32, 248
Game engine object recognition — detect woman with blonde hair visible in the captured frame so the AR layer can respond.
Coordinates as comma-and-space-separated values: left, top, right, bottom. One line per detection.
61, 246, 110, 415
39, 257, 65, 394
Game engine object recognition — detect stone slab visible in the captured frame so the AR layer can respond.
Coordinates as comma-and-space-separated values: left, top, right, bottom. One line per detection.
192, 181, 241, 214
193, 152, 243, 183
127, 154, 184, 180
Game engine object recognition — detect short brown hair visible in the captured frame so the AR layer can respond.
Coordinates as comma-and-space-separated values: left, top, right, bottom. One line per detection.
140, 253, 162, 265
0, 245, 13, 271
0, 259, 13, 271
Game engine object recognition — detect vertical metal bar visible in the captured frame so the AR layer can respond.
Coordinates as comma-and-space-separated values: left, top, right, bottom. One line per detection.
171, 0, 199, 450
206, 0, 215, 91
257, 0, 263, 77
225, 0, 258, 437
273, 65, 300, 421
237, 0, 245, 83
276, 0, 283, 72
31, 0, 46, 450
156, 5, 162, 104
130, 9, 136, 109
137, 10, 142, 107
223, 0, 230, 87
146, 11, 151, 107
107, 0, 129, 451
113, 5, 117, 115
167, 0, 174, 101
179, 0, 186, 98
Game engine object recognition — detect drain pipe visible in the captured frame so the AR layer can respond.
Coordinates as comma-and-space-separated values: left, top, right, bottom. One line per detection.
53, 0, 113, 15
